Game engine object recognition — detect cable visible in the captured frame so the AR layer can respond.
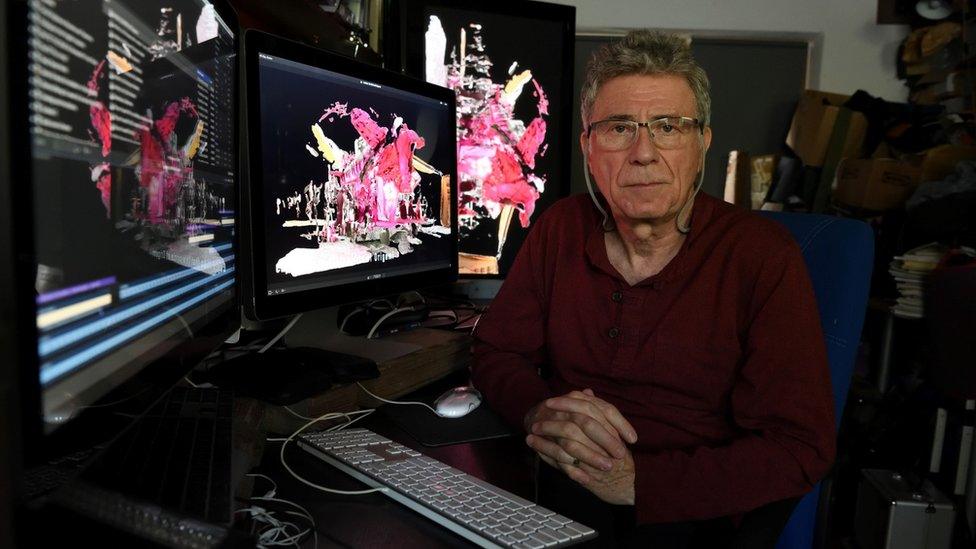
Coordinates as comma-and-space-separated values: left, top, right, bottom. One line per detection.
265, 410, 374, 442
328, 408, 374, 431
676, 132, 708, 234
365, 307, 413, 339
183, 375, 204, 389
282, 405, 318, 421
278, 410, 389, 495
258, 313, 303, 354
338, 298, 395, 333
239, 474, 318, 549
356, 382, 440, 416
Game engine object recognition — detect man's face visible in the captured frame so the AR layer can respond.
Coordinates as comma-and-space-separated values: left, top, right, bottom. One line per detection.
581, 74, 712, 227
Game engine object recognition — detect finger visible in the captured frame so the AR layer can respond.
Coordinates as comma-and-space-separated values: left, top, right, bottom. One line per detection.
557, 460, 594, 485
547, 395, 622, 439
564, 412, 630, 459
551, 392, 638, 444
538, 452, 560, 470
525, 434, 577, 466
531, 420, 611, 457
583, 390, 639, 444
555, 436, 613, 471
544, 396, 621, 445
536, 409, 626, 460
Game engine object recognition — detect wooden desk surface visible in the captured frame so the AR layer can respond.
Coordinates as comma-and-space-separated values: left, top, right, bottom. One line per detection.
279, 308, 474, 417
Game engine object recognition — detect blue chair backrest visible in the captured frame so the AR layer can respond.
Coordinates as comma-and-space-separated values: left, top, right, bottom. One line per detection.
758, 211, 874, 549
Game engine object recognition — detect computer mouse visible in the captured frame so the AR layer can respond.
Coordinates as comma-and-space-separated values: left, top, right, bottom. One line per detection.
433, 386, 483, 419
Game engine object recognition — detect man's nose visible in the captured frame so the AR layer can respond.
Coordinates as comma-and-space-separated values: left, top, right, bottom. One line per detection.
630, 125, 661, 164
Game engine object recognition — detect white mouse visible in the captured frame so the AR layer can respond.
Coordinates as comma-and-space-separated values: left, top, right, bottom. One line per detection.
433, 386, 483, 418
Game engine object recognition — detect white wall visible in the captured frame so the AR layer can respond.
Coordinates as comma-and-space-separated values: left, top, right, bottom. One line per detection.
552, 0, 909, 101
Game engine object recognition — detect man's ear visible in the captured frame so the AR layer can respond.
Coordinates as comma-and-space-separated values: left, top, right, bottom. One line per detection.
703, 126, 712, 153
579, 130, 589, 159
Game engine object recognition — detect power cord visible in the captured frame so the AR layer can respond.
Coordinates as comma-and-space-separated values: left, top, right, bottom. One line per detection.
258, 313, 303, 354
356, 382, 440, 417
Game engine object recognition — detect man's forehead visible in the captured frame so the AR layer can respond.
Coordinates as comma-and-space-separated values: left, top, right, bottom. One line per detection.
592, 74, 695, 114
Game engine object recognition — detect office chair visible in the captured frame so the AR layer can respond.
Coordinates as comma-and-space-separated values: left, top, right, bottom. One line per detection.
733, 211, 874, 549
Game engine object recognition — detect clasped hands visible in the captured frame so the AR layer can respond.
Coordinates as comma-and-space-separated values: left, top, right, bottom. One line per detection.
524, 389, 638, 505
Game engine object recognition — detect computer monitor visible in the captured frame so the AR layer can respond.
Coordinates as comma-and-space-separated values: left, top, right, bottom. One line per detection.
385, 0, 575, 278
5, 0, 239, 464
240, 30, 458, 321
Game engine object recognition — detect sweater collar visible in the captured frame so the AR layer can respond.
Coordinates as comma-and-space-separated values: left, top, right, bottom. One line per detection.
584, 194, 715, 287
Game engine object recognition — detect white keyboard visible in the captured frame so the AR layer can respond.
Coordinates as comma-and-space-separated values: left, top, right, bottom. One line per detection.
297, 428, 598, 548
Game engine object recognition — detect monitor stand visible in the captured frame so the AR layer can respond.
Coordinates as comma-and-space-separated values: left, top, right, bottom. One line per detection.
198, 345, 379, 406
197, 317, 381, 406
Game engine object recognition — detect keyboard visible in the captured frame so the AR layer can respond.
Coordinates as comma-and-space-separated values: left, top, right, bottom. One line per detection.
78, 386, 235, 524
40, 386, 239, 548
298, 428, 598, 548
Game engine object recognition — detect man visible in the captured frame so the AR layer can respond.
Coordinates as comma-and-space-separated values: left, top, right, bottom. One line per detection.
471, 31, 835, 547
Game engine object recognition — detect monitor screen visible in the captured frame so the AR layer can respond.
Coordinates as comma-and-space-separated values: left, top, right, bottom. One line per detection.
242, 31, 458, 320
25, 0, 238, 430
386, 0, 575, 277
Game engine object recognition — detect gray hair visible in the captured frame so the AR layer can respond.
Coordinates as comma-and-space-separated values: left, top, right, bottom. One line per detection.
580, 30, 711, 127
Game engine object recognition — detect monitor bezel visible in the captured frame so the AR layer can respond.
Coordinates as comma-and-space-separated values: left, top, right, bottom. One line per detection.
7, 0, 242, 469
383, 0, 576, 280
240, 29, 459, 321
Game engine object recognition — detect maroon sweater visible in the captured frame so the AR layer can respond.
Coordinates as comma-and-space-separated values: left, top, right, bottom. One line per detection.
471, 193, 836, 524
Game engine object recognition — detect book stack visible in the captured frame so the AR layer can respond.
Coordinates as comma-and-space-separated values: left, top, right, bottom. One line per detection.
902, 18, 976, 146
889, 242, 946, 318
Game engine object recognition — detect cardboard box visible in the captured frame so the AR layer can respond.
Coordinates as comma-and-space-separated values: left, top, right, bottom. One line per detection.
787, 90, 868, 167
833, 158, 921, 211
918, 145, 976, 182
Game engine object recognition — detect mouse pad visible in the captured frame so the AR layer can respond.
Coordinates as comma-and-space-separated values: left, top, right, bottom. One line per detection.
380, 402, 515, 447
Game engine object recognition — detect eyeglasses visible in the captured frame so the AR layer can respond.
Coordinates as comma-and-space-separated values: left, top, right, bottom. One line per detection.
586, 116, 703, 151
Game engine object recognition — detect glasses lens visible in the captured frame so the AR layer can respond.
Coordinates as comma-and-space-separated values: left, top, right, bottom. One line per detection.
649, 117, 696, 150
592, 121, 638, 150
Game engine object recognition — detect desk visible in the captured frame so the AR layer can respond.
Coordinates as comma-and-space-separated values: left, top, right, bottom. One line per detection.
251, 372, 538, 548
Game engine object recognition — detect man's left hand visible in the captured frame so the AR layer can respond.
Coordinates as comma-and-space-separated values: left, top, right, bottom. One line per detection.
528, 434, 636, 505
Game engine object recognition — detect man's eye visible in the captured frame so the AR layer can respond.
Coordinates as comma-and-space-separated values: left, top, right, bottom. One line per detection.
660, 123, 675, 133
611, 124, 632, 134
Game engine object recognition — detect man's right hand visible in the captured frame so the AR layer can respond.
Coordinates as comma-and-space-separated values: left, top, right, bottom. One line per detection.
523, 389, 638, 473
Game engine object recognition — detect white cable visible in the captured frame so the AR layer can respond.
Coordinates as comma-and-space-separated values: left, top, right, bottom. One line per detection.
246, 473, 279, 497
250, 496, 317, 548
327, 408, 375, 431
676, 133, 708, 234
365, 307, 413, 339
259, 313, 303, 354
356, 382, 440, 416
183, 375, 204, 389
339, 299, 395, 333
279, 410, 389, 495
282, 406, 317, 421
265, 410, 374, 441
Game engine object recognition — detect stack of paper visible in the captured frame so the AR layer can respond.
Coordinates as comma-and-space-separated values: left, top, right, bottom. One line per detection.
889, 243, 945, 319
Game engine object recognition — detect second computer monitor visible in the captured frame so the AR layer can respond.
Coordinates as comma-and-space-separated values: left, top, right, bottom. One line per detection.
241, 31, 458, 320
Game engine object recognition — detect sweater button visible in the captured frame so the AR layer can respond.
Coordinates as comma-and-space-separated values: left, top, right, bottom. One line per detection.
608, 327, 620, 339
611, 291, 622, 302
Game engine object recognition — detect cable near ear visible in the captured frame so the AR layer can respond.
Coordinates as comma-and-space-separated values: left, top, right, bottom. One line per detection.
675, 133, 707, 234
582, 150, 614, 231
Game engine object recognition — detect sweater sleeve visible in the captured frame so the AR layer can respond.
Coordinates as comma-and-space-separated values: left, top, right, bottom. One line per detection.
632, 243, 836, 524
470, 218, 555, 431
